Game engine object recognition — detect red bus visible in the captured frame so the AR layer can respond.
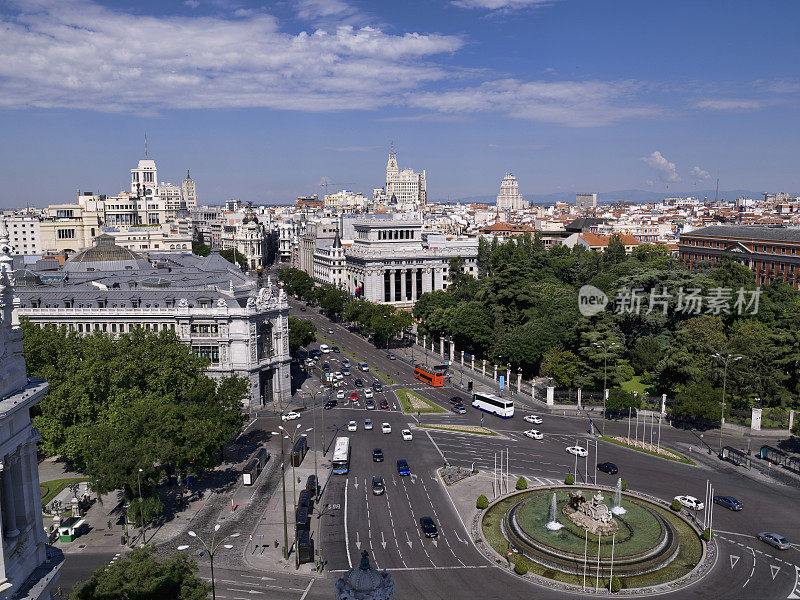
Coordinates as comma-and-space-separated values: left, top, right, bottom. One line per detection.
414, 364, 444, 387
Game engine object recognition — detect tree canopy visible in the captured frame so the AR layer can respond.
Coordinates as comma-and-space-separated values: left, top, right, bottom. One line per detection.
22, 321, 247, 494
288, 316, 317, 353
71, 546, 209, 600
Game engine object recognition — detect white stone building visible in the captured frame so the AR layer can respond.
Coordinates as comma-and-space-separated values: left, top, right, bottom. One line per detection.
182, 171, 198, 211
496, 173, 528, 211
576, 193, 598, 212
344, 221, 478, 308
0, 214, 41, 256
374, 145, 426, 208
312, 232, 346, 287
0, 228, 62, 599
219, 206, 266, 270
13, 235, 290, 412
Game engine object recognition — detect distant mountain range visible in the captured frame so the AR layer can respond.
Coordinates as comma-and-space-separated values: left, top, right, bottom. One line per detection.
439, 189, 766, 206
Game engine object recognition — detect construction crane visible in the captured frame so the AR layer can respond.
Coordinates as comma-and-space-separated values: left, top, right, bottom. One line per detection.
319, 181, 355, 197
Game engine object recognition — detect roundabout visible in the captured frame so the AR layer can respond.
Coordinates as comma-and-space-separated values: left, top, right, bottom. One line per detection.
481, 485, 708, 593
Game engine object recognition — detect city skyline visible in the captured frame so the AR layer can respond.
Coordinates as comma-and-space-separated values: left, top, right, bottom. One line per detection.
1, 0, 799, 208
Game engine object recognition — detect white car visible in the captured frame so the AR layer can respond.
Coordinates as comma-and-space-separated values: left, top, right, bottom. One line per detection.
335, 371, 343, 381
524, 429, 543, 440
328, 329, 334, 335
381, 423, 392, 434
402, 429, 413, 441
348, 420, 358, 432
364, 389, 374, 399
566, 445, 588, 457
336, 389, 345, 399
282, 411, 301, 421
365, 419, 374, 430
320, 344, 331, 354
674, 495, 704, 511
524, 415, 543, 424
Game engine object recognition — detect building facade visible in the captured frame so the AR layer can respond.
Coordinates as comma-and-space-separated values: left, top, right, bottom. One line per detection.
312, 232, 346, 287
374, 145, 426, 208
0, 228, 62, 599
576, 193, 598, 212
182, 171, 198, 211
496, 174, 528, 210
13, 235, 290, 411
344, 222, 478, 308
0, 214, 41, 256
679, 225, 800, 288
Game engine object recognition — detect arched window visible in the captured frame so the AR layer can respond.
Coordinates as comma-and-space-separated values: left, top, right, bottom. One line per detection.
257, 321, 273, 360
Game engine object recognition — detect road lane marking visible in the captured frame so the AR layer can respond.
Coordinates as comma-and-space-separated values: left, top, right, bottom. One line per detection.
772, 565, 782, 580
730, 555, 740, 569
344, 477, 352, 568
299, 579, 314, 600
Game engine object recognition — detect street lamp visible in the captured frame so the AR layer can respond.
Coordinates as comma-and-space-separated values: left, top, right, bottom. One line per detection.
593, 341, 617, 436
178, 524, 241, 600
278, 424, 313, 569
137, 468, 145, 546
270, 429, 289, 559
712, 353, 742, 456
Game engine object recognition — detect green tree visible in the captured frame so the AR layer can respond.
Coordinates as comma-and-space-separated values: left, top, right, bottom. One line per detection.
314, 284, 349, 321
540, 347, 579, 388
288, 316, 317, 353
219, 248, 247, 269
70, 546, 209, 600
671, 380, 723, 421
630, 337, 662, 375
278, 268, 315, 300
604, 234, 627, 265
191, 241, 211, 257
712, 259, 756, 291
606, 388, 641, 413
657, 316, 726, 391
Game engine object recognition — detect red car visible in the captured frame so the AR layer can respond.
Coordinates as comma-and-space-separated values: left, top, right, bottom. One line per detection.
350, 391, 359, 402
379, 399, 389, 409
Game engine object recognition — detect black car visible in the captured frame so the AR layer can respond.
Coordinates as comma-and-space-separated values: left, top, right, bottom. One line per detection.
310, 349, 321, 358
596, 462, 618, 474
324, 400, 338, 409
332, 346, 341, 353
449, 396, 464, 406
713, 496, 743, 511
323, 362, 330, 371
452, 405, 467, 414
373, 382, 383, 392
355, 379, 364, 387
300, 306, 306, 311
373, 448, 384, 462
420, 517, 438, 538
379, 399, 389, 409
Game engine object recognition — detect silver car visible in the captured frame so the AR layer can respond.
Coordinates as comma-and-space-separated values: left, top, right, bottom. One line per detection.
758, 532, 790, 550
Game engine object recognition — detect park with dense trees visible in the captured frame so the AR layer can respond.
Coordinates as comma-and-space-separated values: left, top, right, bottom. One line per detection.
21, 321, 248, 516
410, 234, 800, 424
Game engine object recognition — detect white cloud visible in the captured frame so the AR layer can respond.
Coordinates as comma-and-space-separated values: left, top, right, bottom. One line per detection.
452, 0, 555, 9
296, 0, 355, 20
184, 0, 200, 7
0, 0, 463, 114
694, 98, 764, 111
642, 151, 681, 182
407, 78, 660, 127
691, 166, 711, 180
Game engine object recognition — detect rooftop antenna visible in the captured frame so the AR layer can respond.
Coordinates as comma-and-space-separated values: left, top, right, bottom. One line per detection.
145, 133, 148, 158
714, 177, 719, 203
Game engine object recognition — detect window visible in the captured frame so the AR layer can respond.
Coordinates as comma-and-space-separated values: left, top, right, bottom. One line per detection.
257, 322, 272, 360
57, 229, 76, 239
192, 345, 220, 364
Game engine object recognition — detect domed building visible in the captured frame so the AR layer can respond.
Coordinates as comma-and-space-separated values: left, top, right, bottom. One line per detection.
62, 234, 151, 273
220, 203, 266, 271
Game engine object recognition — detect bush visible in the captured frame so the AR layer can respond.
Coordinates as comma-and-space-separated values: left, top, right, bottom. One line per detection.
620, 478, 628, 491
476, 494, 489, 510
703, 528, 714, 541
513, 556, 529, 575
516, 477, 528, 490
670, 499, 682, 512
609, 576, 622, 593
565, 473, 575, 485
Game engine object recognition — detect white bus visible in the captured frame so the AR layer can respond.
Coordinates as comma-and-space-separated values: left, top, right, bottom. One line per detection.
472, 391, 514, 418
332, 436, 351, 474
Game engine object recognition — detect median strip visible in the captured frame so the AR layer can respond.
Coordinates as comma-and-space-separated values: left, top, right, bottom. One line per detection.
395, 388, 446, 413
599, 435, 695, 465
417, 424, 499, 436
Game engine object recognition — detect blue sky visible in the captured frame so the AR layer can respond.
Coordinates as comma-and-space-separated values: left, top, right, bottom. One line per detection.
0, 0, 798, 207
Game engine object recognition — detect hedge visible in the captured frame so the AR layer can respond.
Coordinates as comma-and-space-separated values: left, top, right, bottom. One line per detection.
476, 494, 489, 509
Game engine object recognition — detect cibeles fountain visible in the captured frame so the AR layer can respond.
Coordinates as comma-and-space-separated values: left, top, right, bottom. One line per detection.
491, 484, 701, 588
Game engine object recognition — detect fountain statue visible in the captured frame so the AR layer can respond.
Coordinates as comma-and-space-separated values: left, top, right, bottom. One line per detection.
545, 492, 564, 531
563, 490, 618, 536
612, 478, 627, 515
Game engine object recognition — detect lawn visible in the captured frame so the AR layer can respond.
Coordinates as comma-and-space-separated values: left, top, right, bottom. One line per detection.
395, 388, 446, 413
600, 435, 695, 465
40, 477, 89, 508
620, 375, 651, 396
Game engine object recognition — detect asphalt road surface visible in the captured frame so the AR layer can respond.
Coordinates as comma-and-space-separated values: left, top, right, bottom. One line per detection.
292, 300, 800, 599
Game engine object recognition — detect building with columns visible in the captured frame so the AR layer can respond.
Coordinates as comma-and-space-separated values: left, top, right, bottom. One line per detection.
12, 235, 290, 412
0, 227, 62, 598
344, 221, 478, 308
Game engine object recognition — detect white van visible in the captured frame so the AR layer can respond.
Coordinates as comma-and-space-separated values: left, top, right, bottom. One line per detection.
358, 361, 369, 372
320, 344, 331, 354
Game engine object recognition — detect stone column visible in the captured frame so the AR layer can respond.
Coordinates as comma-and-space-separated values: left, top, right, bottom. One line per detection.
411, 268, 418, 301
18, 443, 39, 534
22, 441, 45, 547
1, 456, 19, 538
493, 364, 497, 382
546, 386, 555, 407
517, 371, 522, 393
661, 394, 667, 415
460, 350, 464, 366
400, 269, 407, 302
449, 342, 454, 363
389, 269, 396, 303
481, 360, 485, 376
751, 407, 762, 431
531, 382, 536, 401
471, 356, 475, 371
790, 409, 796, 432
577, 388, 582, 409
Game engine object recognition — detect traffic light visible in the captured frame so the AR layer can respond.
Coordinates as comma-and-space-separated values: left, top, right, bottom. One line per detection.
468, 380, 473, 391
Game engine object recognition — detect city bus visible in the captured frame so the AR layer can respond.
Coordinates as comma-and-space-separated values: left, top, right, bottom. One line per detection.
414, 364, 444, 387
471, 391, 514, 418
332, 437, 351, 474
